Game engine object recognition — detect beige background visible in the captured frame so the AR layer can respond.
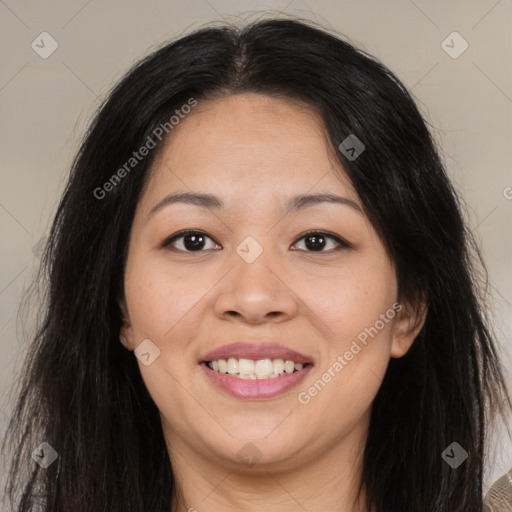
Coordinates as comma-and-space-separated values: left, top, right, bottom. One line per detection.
1, 0, 511, 500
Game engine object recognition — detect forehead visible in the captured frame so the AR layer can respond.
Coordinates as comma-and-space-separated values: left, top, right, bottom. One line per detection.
142, 93, 358, 208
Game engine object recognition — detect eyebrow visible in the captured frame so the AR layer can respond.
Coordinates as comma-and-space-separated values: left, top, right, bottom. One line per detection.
147, 191, 362, 221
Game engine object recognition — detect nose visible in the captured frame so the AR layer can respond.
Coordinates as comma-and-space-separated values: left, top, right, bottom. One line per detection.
213, 251, 299, 325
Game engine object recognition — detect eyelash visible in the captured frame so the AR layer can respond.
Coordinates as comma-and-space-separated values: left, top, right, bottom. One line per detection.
161, 229, 350, 254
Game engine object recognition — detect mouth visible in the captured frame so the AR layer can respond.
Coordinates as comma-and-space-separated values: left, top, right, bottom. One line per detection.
199, 342, 314, 399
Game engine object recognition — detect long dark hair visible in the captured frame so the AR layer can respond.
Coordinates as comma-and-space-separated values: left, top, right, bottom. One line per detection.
2, 16, 511, 512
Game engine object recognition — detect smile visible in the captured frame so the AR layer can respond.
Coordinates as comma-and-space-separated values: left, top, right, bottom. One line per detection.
206, 357, 308, 378
201, 359, 313, 399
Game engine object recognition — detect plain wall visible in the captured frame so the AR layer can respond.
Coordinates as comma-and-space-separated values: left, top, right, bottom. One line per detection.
1, 0, 511, 500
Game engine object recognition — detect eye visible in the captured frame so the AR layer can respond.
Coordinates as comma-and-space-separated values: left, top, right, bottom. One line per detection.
162, 229, 350, 254
162, 230, 220, 252
291, 230, 350, 253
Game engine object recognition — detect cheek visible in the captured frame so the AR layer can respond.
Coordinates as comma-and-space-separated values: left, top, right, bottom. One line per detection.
296, 258, 396, 407
300, 321, 394, 435
299, 258, 397, 346
124, 257, 203, 426
125, 254, 207, 342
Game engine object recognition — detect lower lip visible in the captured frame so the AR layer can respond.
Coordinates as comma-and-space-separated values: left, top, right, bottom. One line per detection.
201, 363, 313, 400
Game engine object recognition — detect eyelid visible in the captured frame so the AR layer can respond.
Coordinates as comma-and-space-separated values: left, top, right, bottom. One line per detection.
161, 229, 218, 250
292, 229, 351, 250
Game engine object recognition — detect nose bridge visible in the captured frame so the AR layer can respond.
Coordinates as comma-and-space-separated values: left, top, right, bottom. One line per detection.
231, 233, 281, 296
213, 232, 298, 323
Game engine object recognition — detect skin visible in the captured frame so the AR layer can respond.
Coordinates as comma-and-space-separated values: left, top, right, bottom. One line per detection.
119, 93, 426, 512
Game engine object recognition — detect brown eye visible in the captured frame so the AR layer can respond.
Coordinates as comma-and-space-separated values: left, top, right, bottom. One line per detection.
291, 231, 349, 253
163, 230, 220, 252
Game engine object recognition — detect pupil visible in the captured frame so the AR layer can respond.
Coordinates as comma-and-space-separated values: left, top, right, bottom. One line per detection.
305, 234, 325, 251
182, 233, 326, 251
184, 233, 205, 250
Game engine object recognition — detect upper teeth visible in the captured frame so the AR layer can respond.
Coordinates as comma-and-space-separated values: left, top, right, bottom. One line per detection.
207, 358, 305, 379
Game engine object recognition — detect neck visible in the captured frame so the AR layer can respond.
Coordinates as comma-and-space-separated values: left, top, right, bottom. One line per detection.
166, 416, 372, 512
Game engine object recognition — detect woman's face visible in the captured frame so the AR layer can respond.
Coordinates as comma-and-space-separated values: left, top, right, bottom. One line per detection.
120, 93, 420, 474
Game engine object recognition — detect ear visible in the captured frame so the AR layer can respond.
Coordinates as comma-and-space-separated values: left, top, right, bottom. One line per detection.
119, 298, 134, 351
390, 299, 427, 358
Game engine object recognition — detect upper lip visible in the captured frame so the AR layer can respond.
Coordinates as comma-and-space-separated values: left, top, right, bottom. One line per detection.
200, 342, 314, 365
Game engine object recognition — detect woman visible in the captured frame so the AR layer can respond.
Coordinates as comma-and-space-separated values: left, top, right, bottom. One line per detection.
2, 16, 511, 512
